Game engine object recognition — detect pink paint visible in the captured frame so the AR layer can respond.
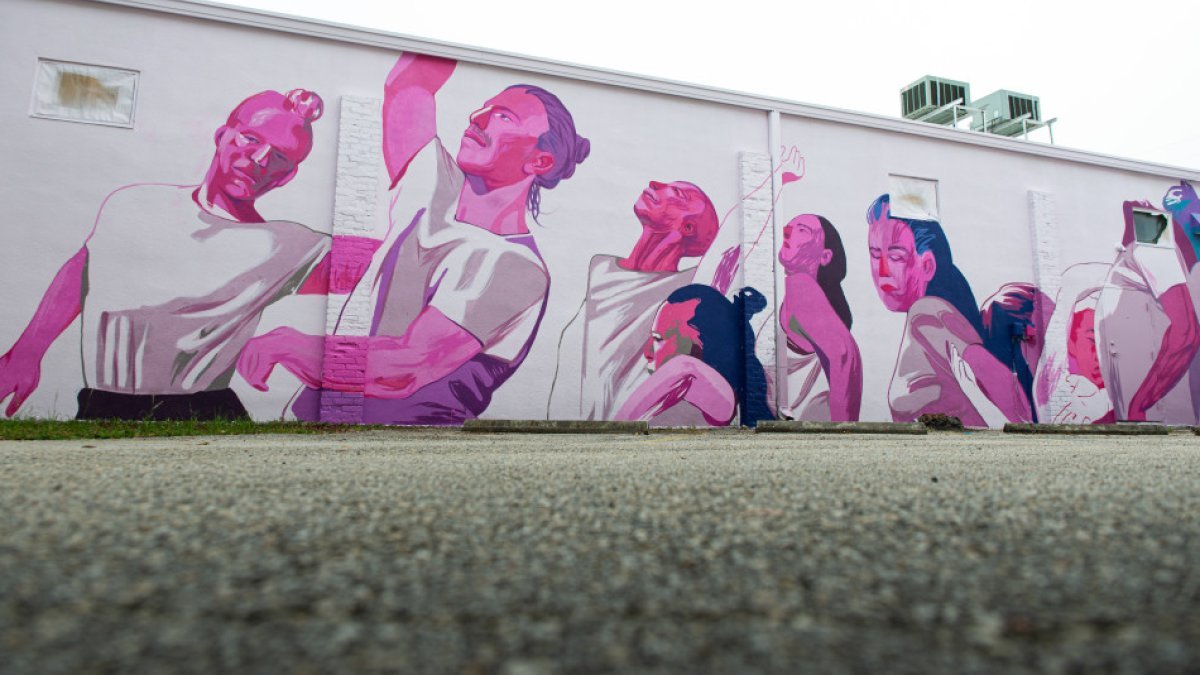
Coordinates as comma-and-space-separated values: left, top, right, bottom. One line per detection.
1125, 284, 1199, 420
621, 181, 719, 272
201, 89, 323, 223
237, 326, 325, 391
363, 307, 483, 399
0, 247, 87, 416
778, 214, 862, 421
1068, 308, 1104, 388
867, 209, 934, 312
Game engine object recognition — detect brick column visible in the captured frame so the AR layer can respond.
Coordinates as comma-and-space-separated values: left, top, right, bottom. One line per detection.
319, 96, 384, 424
739, 151, 778, 423
1028, 190, 1064, 420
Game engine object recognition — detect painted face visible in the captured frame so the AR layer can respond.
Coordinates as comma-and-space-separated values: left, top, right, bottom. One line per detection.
779, 214, 831, 275
643, 298, 702, 372
456, 88, 551, 189
867, 215, 934, 312
211, 108, 311, 202
1068, 308, 1104, 388
632, 180, 708, 236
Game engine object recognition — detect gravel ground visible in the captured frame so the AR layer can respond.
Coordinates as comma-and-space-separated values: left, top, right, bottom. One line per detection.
1, 429, 1198, 674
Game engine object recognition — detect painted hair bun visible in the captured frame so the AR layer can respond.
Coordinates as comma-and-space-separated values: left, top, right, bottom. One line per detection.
284, 89, 324, 123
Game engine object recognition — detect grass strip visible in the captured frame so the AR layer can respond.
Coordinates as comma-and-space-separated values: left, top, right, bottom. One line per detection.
0, 419, 394, 441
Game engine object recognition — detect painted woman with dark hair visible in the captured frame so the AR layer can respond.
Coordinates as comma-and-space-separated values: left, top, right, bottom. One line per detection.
980, 282, 1054, 422
778, 214, 862, 421
866, 194, 1031, 426
616, 285, 773, 427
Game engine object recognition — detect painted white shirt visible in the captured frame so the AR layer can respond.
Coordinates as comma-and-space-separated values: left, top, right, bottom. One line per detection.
782, 348, 830, 421
548, 255, 694, 420
372, 140, 548, 362
1096, 243, 1192, 422
82, 183, 327, 394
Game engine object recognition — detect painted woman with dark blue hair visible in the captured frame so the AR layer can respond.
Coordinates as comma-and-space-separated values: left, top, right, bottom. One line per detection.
616, 285, 773, 427
866, 194, 1031, 426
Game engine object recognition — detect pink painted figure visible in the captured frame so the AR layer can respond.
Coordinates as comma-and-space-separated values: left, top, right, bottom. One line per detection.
1033, 263, 1110, 423
547, 180, 731, 420
778, 214, 862, 422
866, 195, 1031, 427
1049, 306, 1115, 425
1092, 200, 1200, 422
616, 298, 735, 426
616, 285, 772, 427
240, 54, 590, 424
0, 89, 329, 420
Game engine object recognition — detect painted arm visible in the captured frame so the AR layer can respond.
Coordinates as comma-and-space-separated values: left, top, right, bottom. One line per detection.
238, 307, 482, 399
297, 235, 384, 295
238, 303, 482, 393
383, 53, 456, 184
959, 343, 1033, 423
615, 355, 736, 426
780, 285, 862, 421
363, 306, 482, 399
237, 327, 325, 391
0, 248, 87, 416
1126, 283, 1199, 420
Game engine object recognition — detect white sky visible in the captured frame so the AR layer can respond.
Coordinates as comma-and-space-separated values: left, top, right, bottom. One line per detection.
228, 0, 1197, 171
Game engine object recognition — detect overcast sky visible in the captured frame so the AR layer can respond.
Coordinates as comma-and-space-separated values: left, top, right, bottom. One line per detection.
229, 0, 1197, 171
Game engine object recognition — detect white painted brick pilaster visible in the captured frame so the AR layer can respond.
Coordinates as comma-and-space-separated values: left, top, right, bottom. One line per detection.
739, 151, 778, 415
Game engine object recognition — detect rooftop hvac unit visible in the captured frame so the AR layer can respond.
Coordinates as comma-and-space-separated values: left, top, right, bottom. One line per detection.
900, 76, 971, 125
971, 89, 1042, 136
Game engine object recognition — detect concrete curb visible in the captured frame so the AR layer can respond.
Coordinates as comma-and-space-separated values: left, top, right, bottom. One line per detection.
1004, 423, 1169, 435
756, 421, 928, 435
463, 419, 649, 434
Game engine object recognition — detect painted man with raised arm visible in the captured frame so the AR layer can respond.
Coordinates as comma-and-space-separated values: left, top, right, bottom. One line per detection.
240, 54, 590, 425
547, 179, 743, 420
0, 89, 329, 420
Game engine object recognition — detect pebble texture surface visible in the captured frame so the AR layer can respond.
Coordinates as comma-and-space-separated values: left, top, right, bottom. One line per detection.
2, 430, 1198, 673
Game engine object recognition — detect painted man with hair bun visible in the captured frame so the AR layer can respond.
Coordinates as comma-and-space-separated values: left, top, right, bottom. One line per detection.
241, 53, 591, 425
0, 89, 330, 420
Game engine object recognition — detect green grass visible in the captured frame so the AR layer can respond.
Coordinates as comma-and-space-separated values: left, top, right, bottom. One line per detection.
0, 418, 395, 441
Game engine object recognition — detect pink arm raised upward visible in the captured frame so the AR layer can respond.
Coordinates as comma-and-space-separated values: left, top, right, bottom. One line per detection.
383, 53, 456, 185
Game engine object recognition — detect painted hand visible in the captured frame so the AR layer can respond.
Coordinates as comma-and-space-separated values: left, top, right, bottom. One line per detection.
1052, 374, 1113, 425
0, 349, 40, 417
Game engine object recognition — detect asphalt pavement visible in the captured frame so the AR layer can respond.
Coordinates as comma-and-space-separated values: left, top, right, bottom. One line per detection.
2, 429, 1198, 674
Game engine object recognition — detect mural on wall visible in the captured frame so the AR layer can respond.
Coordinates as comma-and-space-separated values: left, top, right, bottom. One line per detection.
9, 36, 1200, 429
0, 88, 330, 421
865, 194, 1033, 426
241, 54, 591, 425
1035, 188, 1200, 424
778, 214, 862, 421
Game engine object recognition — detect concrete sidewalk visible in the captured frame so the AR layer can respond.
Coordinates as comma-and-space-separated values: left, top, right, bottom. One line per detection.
1, 430, 1198, 673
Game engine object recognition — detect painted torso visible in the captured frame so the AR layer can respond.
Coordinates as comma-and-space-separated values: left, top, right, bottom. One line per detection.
81, 183, 327, 394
